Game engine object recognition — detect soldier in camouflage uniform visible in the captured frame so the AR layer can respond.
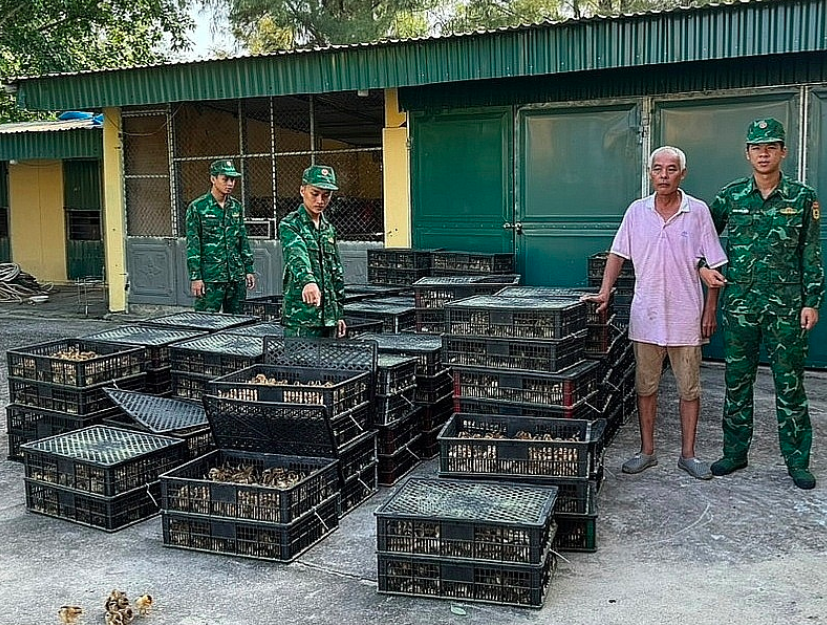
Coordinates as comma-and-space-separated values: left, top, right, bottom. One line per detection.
701, 119, 824, 490
186, 159, 256, 314
279, 165, 346, 338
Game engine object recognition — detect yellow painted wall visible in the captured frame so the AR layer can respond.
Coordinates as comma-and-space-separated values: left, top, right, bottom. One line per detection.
383, 89, 411, 247
102, 107, 127, 312
8, 160, 67, 282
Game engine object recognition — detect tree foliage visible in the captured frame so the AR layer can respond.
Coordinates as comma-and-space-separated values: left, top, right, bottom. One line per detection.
0, 0, 195, 122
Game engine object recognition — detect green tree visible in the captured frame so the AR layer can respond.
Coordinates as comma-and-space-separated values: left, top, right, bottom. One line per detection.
0, 0, 195, 122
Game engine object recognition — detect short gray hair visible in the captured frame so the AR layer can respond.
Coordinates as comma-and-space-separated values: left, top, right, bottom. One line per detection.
648, 146, 687, 171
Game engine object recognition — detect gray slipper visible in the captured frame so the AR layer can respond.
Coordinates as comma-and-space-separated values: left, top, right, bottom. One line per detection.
678, 456, 713, 480
622, 452, 658, 474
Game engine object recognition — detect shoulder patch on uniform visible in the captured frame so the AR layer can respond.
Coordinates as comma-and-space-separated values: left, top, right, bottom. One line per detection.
780, 207, 796, 215
813, 201, 821, 221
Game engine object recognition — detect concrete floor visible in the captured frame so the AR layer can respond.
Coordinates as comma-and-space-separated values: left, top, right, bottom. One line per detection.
0, 307, 825, 625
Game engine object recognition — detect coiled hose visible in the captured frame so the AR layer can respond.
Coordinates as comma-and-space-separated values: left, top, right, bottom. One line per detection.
0, 263, 54, 303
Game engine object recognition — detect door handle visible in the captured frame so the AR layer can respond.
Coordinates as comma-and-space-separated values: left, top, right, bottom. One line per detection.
514, 222, 523, 235
502, 222, 514, 230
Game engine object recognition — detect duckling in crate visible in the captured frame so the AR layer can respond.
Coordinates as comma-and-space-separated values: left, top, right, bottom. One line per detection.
57, 605, 83, 625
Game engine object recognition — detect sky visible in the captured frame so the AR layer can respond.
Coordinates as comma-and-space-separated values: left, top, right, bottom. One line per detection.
185, 4, 238, 60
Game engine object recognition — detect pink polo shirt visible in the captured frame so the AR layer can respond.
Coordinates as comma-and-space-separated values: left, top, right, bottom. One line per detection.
611, 190, 727, 346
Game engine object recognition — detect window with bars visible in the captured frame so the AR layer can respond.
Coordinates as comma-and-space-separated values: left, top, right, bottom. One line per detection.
122, 91, 385, 241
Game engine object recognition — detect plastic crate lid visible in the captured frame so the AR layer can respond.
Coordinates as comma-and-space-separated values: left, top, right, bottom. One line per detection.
219, 322, 285, 337
202, 394, 335, 456
365, 296, 416, 307
82, 326, 208, 346
263, 337, 377, 372
375, 476, 558, 525
495, 286, 605, 299
170, 333, 264, 357
345, 284, 408, 295
414, 274, 520, 287
357, 333, 442, 353
445, 295, 586, 311
141, 311, 259, 331
244, 294, 283, 303
104, 388, 208, 432
378, 354, 419, 369
344, 301, 416, 314
20, 424, 184, 464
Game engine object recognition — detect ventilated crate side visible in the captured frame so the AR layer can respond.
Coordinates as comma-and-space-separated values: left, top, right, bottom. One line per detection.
141, 311, 259, 332
588, 252, 635, 280
169, 334, 263, 378
585, 317, 619, 358
161, 495, 339, 562
82, 327, 207, 370
377, 552, 554, 608
368, 248, 432, 270
438, 413, 606, 480
414, 424, 443, 460
6, 404, 111, 462
241, 295, 283, 321
443, 332, 586, 373
554, 508, 598, 553
430, 252, 514, 275
340, 463, 378, 517
368, 266, 430, 286
453, 396, 601, 421
356, 333, 444, 376
22, 425, 187, 498
7, 339, 146, 388
452, 361, 600, 409
262, 337, 377, 373
376, 389, 417, 426
160, 450, 339, 524
8, 374, 147, 416
414, 275, 521, 310
415, 308, 447, 334
345, 316, 384, 338
445, 296, 587, 340
102, 413, 214, 461
337, 430, 377, 480
343, 302, 417, 333
377, 437, 422, 486
416, 371, 453, 405
377, 354, 418, 395
377, 407, 423, 455
171, 372, 211, 402
494, 286, 614, 325
208, 364, 371, 418
25, 479, 162, 532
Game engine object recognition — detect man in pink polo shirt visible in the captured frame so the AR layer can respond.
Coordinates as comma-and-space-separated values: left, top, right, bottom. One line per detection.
590, 146, 727, 480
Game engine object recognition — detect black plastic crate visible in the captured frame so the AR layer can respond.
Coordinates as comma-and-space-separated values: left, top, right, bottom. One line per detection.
438, 413, 606, 480
419, 392, 453, 432
495, 286, 614, 326
443, 332, 586, 373
169, 334, 264, 378
22, 425, 186, 497
368, 266, 430, 286
344, 315, 384, 338
203, 395, 336, 457
369, 296, 416, 307
445, 296, 587, 341
377, 407, 423, 455
377, 354, 418, 395
377, 551, 555, 608
554, 499, 598, 553
141, 311, 259, 332
241, 295, 283, 321
338, 430, 378, 481
415, 308, 446, 334
220, 322, 285, 338
343, 301, 416, 333
377, 437, 422, 486
452, 360, 600, 409
356, 332, 445, 376
82, 326, 207, 369
160, 449, 339, 524
416, 371, 453, 405
344, 283, 409, 303
453, 395, 601, 421
6, 403, 112, 462
585, 316, 619, 358
374, 390, 415, 427
262, 337, 377, 374
587, 251, 635, 287
430, 251, 514, 275
25, 479, 162, 532
340, 463, 378, 517
145, 367, 173, 396
457, 475, 598, 515
414, 423, 443, 460
369, 248, 433, 270
102, 389, 214, 460
208, 364, 371, 419
415, 275, 521, 310
162, 494, 339, 562
376, 477, 557, 564
7, 339, 146, 387
170, 372, 212, 402
8, 374, 147, 416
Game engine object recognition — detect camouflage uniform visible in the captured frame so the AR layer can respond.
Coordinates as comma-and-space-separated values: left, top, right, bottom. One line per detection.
185, 191, 255, 314
710, 173, 824, 470
279, 205, 345, 332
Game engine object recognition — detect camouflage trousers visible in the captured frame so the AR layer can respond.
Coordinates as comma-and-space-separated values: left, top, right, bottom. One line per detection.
193, 281, 247, 314
282, 326, 337, 338
721, 284, 812, 469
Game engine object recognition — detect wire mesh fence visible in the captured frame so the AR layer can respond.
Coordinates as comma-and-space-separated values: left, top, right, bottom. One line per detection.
122, 92, 385, 241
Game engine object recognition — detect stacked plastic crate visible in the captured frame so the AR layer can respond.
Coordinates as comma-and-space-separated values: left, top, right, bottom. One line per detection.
5, 339, 148, 461
22, 425, 186, 531
429, 251, 515, 278
367, 248, 432, 286
82, 326, 207, 396
375, 477, 559, 608
160, 401, 341, 562
375, 354, 422, 485
413, 275, 521, 334
356, 333, 453, 460
587, 252, 636, 326
140, 311, 259, 333
241, 294, 283, 321
343, 300, 417, 333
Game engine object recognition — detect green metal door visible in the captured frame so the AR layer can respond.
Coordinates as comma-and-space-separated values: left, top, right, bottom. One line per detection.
64, 160, 104, 280
516, 104, 642, 286
651, 93, 811, 363
0, 162, 9, 262
410, 107, 514, 252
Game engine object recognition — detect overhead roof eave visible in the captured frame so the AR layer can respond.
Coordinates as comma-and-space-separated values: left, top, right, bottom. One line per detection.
9, 0, 827, 111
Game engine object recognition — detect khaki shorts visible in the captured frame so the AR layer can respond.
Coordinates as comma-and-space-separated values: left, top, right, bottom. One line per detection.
633, 342, 701, 401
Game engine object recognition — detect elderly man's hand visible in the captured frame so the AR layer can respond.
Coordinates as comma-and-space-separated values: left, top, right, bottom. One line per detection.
302, 282, 322, 307
581, 292, 609, 313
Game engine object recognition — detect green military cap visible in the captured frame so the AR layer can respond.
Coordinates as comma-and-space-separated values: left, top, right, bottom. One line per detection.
746, 118, 786, 144
210, 159, 241, 177
302, 165, 338, 190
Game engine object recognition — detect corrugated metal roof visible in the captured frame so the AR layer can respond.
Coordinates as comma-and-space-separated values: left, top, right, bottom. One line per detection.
0, 119, 102, 160
10, 0, 827, 111
0, 118, 99, 134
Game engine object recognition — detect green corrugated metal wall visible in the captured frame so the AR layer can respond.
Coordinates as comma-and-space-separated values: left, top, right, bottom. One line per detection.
0, 129, 102, 161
